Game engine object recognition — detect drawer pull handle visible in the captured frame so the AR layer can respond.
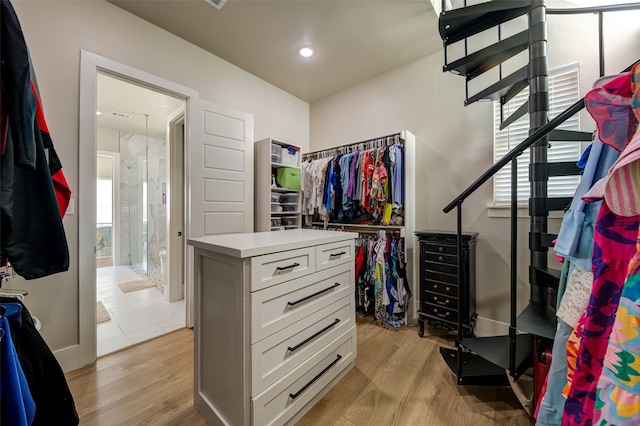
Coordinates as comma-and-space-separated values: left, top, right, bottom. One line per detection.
438, 247, 444, 252
434, 308, 450, 318
287, 283, 340, 306
329, 251, 346, 258
438, 256, 444, 262
276, 262, 300, 272
288, 318, 340, 352
289, 354, 342, 400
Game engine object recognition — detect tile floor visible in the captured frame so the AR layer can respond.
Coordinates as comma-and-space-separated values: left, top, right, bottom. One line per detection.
96, 265, 186, 357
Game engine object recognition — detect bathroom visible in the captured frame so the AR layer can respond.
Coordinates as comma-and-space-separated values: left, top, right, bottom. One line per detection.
95, 72, 186, 356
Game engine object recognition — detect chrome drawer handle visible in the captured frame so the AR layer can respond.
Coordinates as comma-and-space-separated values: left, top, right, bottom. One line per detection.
433, 308, 450, 318
289, 354, 342, 400
329, 251, 346, 258
438, 256, 444, 262
287, 283, 340, 306
276, 262, 300, 271
438, 247, 444, 252
288, 319, 340, 352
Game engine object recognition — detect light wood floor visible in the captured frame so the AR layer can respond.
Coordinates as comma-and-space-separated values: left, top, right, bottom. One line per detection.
65, 317, 534, 425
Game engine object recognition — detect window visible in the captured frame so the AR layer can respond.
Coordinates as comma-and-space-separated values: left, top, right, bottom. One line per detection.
493, 64, 582, 205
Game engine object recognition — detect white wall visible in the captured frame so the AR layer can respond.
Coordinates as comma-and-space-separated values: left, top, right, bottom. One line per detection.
310, 7, 640, 333
9, 0, 309, 356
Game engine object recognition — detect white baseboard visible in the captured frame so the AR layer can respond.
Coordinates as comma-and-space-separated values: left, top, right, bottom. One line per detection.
53, 344, 82, 373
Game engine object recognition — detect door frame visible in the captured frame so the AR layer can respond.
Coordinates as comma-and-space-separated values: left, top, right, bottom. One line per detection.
79, 51, 198, 366
166, 108, 186, 306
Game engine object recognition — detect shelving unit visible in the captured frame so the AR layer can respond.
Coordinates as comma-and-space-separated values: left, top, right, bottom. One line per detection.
255, 138, 302, 232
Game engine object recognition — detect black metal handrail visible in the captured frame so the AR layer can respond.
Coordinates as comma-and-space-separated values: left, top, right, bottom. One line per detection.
443, 97, 583, 213
443, 59, 637, 214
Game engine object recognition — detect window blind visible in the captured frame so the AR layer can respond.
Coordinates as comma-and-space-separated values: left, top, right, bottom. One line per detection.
493, 64, 581, 204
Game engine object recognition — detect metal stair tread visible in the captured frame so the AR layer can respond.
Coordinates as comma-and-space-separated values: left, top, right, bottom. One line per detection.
459, 334, 533, 379
439, 0, 532, 45
443, 30, 529, 80
549, 129, 594, 141
466, 65, 528, 106
517, 302, 557, 339
439, 347, 510, 386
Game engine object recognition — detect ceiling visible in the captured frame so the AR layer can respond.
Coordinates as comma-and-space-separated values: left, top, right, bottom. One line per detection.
108, 0, 443, 104
98, 0, 443, 139
96, 0, 625, 139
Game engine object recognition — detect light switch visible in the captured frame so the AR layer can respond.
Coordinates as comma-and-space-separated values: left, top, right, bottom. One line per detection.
66, 199, 75, 215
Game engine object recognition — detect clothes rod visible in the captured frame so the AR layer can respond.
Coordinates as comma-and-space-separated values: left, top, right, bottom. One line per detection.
302, 132, 404, 159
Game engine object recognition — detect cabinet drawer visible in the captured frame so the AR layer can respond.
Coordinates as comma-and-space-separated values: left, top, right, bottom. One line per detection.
251, 247, 316, 291
422, 303, 458, 323
424, 251, 458, 266
424, 280, 458, 297
251, 295, 354, 395
252, 327, 356, 426
423, 270, 458, 285
423, 260, 458, 275
422, 243, 457, 256
422, 291, 458, 310
316, 240, 355, 271
251, 263, 353, 344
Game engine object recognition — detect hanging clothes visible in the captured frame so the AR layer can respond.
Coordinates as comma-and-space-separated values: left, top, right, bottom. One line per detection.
562, 64, 640, 426
301, 141, 405, 226
1, 0, 71, 279
1, 302, 36, 426
0, 297, 79, 425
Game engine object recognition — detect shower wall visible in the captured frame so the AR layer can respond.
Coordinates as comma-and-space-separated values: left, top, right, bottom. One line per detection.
118, 132, 167, 277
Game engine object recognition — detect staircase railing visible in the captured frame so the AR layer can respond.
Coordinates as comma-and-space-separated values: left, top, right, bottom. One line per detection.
444, 56, 638, 381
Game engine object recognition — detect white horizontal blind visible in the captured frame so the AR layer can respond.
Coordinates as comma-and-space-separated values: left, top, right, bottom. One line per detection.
494, 64, 581, 204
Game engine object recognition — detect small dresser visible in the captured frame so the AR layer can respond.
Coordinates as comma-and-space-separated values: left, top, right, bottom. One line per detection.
415, 230, 478, 337
188, 229, 357, 426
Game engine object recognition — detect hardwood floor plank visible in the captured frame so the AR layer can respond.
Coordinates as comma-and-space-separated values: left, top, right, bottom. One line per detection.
66, 320, 534, 425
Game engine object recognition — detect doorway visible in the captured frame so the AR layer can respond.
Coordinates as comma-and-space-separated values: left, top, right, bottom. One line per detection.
95, 71, 187, 356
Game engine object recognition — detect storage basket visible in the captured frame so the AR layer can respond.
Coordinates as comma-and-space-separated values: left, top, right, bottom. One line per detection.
280, 146, 300, 167
276, 167, 300, 190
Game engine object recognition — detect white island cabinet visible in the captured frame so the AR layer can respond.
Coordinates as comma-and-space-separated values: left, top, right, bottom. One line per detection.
187, 229, 357, 426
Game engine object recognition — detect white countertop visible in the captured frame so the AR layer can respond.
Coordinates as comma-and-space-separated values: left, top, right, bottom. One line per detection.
187, 229, 356, 258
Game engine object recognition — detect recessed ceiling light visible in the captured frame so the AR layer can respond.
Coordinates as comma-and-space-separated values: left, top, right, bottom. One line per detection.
298, 46, 315, 58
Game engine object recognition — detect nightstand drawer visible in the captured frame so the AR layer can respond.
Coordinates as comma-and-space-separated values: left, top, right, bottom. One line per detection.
422, 303, 458, 323
251, 247, 316, 291
422, 243, 458, 256
425, 280, 458, 297
252, 327, 356, 426
422, 291, 457, 309
251, 262, 353, 343
423, 260, 458, 275
316, 240, 355, 271
251, 295, 354, 394
424, 251, 458, 266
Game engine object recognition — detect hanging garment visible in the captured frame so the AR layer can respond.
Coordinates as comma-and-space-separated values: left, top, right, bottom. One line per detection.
0, 0, 71, 279
594, 227, 640, 425
1, 303, 36, 426
562, 203, 640, 425
0, 297, 79, 425
553, 136, 620, 272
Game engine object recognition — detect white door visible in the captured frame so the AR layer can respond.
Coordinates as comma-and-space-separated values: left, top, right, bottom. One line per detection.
185, 98, 254, 326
